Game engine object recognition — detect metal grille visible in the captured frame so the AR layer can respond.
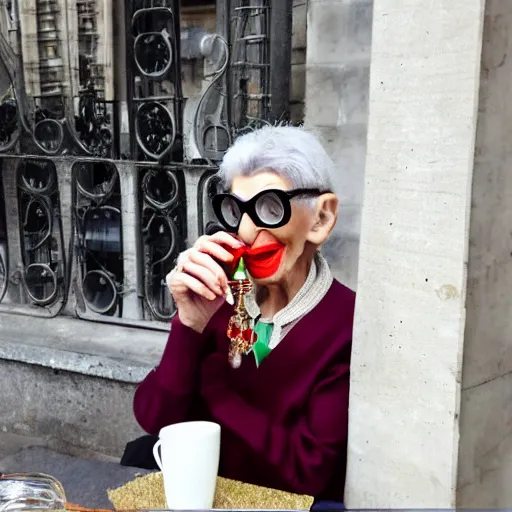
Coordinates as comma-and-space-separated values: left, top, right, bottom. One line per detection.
36, 0, 64, 98
0, 171, 8, 303
16, 159, 66, 312
230, 1, 271, 133
139, 166, 185, 321
128, 0, 183, 162
192, 32, 230, 163
0, 0, 292, 328
70, 0, 114, 157
73, 161, 123, 317
77, 0, 104, 94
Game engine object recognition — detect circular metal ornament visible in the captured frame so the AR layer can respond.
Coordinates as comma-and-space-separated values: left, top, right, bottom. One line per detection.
135, 101, 176, 161
82, 269, 118, 314
25, 262, 58, 306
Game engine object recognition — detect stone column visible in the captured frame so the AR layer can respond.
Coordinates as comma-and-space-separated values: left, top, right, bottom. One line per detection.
345, 0, 512, 507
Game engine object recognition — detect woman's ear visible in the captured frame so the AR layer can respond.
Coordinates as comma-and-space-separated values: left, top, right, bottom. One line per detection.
306, 193, 338, 245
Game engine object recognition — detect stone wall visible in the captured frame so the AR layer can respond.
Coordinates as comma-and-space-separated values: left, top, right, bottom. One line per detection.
0, 312, 163, 458
305, 0, 373, 290
456, 1, 512, 506
0, 360, 142, 457
290, 0, 307, 122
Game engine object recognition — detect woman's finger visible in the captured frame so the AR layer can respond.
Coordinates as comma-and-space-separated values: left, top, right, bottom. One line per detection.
175, 249, 228, 288
175, 249, 193, 270
195, 239, 235, 262
166, 269, 176, 289
181, 261, 224, 295
187, 250, 229, 286
172, 271, 217, 301
207, 231, 245, 249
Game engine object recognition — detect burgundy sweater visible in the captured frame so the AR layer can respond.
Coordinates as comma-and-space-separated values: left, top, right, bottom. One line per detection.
134, 280, 355, 501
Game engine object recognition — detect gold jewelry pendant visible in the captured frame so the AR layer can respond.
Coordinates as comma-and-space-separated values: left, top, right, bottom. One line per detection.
226, 258, 256, 368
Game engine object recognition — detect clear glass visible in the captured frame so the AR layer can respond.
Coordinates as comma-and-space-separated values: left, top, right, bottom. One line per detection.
0, 473, 67, 512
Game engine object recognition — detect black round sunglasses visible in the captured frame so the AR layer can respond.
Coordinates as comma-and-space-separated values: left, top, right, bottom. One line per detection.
212, 188, 329, 232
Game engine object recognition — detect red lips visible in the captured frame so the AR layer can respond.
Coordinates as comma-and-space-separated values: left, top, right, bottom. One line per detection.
227, 241, 285, 279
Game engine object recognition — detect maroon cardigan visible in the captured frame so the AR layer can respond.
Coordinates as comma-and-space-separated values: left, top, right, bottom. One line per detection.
134, 280, 355, 500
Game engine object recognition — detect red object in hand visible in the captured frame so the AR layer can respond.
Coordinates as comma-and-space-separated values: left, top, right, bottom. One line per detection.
227, 242, 285, 279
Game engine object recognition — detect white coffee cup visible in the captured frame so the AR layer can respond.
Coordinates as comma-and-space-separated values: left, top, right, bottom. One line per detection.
153, 421, 221, 510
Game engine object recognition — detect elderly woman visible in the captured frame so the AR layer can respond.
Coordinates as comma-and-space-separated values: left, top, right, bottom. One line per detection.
133, 126, 355, 502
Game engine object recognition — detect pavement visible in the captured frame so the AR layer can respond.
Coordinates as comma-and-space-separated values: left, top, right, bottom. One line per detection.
0, 434, 153, 509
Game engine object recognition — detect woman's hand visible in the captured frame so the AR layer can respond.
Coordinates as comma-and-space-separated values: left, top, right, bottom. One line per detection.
167, 232, 244, 333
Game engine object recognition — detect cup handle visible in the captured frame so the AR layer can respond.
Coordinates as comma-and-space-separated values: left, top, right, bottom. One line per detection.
153, 439, 163, 471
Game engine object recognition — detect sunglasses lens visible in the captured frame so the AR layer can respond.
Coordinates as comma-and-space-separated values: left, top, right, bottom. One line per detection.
255, 192, 285, 226
220, 196, 241, 228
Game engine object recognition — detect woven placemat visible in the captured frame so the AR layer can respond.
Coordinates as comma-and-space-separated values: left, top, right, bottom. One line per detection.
107, 472, 313, 510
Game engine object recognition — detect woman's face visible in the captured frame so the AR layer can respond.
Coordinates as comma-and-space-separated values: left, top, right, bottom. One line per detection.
230, 171, 316, 284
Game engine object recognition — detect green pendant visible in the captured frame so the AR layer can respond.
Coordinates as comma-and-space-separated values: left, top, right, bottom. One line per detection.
233, 257, 248, 280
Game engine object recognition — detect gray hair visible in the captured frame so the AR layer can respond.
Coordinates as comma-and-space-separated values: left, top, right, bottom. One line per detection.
218, 125, 335, 191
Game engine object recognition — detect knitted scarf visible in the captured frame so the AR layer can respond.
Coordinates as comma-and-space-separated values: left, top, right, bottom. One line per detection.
242, 251, 333, 365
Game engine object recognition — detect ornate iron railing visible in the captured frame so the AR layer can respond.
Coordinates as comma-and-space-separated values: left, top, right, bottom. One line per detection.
0, 0, 292, 328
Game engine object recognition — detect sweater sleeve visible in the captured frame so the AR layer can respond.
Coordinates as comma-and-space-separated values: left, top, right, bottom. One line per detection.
133, 314, 211, 435
205, 341, 351, 497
